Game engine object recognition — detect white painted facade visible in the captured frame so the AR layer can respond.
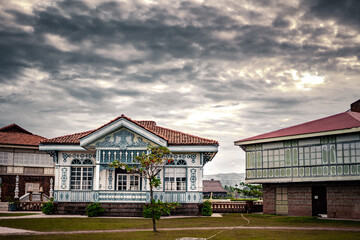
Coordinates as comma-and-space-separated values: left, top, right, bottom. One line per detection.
40, 117, 217, 203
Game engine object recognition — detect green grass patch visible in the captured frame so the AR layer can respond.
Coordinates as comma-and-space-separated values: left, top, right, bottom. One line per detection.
245, 214, 360, 228
0, 214, 360, 232
0, 213, 40, 217
0, 229, 360, 240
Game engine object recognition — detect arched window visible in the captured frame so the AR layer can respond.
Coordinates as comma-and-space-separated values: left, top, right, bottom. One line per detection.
71, 159, 81, 165
176, 159, 187, 165
70, 158, 93, 190
83, 159, 93, 165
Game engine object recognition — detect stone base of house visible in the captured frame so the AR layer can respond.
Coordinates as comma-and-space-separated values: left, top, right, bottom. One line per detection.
0, 174, 53, 201
55, 202, 201, 217
263, 181, 360, 219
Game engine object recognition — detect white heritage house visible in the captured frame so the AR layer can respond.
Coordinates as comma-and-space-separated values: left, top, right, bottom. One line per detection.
39, 115, 218, 215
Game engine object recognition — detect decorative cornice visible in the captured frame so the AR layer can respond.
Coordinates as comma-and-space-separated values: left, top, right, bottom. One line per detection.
79, 118, 167, 147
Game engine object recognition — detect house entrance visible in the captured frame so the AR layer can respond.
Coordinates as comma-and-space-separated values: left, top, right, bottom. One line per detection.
312, 186, 327, 216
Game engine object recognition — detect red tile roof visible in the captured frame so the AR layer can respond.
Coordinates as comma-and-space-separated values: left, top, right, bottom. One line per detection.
41, 115, 218, 146
0, 124, 46, 146
235, 111, 360, 144
203, 180, 227, 193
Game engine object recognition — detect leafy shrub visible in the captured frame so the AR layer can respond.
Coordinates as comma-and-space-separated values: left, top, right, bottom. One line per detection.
143, 200, 180, 220
41, 199, 55, 215
86, 202, 104, 217
201, 200, 212, 216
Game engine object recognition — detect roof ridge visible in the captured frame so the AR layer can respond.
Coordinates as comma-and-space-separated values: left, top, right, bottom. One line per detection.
0, 123, 34, 135
79, 115, 166, 141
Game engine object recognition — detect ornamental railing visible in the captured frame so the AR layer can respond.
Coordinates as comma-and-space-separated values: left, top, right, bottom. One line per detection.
211, 201, 263, 213
18, 202, 43, 211
53, 190, 203, 203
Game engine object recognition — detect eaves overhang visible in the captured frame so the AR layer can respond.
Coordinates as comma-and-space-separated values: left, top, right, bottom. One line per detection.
0, 144, 38, 150
39, 144, 87, 151
246, 175, 360, 184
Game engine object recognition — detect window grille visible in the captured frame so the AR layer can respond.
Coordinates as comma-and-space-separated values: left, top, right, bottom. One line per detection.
165, 168, 186, 191
70, 159, 93, 190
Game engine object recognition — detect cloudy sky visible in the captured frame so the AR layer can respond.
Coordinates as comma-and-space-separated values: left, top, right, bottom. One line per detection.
1, 0, 359, 175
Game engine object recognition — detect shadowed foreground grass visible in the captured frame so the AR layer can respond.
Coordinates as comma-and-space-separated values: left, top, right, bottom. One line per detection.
0, 214, 360, 232
0, 229, 360, 240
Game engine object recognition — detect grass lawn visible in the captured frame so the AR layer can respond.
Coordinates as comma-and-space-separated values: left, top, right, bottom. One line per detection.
0, 214, 360, 232
0, 229, 359, 240
0, 213, 40, 217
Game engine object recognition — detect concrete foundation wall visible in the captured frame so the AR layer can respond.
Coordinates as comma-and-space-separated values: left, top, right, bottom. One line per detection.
55, 202, 201, 217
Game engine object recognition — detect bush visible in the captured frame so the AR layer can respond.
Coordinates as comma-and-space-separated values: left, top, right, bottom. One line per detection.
41, 199, 55, 215
86, 202, 104, 217
143, 200, 180, 220
201, 200, 212, 216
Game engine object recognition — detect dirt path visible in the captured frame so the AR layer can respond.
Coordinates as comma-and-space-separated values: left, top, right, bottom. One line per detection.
1, 226, 360, 236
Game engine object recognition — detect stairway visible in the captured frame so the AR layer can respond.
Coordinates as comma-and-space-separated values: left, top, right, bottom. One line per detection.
0, 202, 8, 211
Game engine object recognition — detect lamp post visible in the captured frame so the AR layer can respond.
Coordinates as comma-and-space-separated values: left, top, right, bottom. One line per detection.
235, 184, 238, 199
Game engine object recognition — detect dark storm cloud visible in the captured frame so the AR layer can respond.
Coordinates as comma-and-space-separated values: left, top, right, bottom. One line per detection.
305, 0, 360, 29
1, 0, 354, 86
1, 0, 360, 174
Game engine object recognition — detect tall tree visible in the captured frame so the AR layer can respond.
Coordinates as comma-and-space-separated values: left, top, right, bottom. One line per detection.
109, 145, 179, 232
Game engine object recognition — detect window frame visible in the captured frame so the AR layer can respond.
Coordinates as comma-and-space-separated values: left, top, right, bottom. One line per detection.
70, 159, 93, 191
164, 167, 187, 191
116, 173, 141, 191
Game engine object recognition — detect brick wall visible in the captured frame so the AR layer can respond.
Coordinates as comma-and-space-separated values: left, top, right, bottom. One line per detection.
327, 181, 360, 219
0, 174, 53, 201
262, 181, 360, 219
288, 183, 312, 216
262, 184, 276, 214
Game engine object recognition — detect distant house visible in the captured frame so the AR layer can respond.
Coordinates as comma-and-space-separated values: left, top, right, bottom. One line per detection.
39, 115, 218, 216
0, 124, 53, 201
235, 100, 360, 219
203, 179, 228, 198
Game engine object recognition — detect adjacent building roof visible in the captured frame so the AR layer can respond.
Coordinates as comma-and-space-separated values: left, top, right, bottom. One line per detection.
236, 100, 360, 145
0, 124, 46, 146
236, 111, 360, 144
203, 180, 227, 193
41, 115, 219, 146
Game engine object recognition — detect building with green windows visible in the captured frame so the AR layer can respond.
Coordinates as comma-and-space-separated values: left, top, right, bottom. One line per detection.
235, 100, 360, 219
40, 115, 218, 216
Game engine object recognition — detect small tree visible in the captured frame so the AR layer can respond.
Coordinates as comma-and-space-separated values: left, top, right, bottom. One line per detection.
109, 145, 179, 232
237, 182, 263, 199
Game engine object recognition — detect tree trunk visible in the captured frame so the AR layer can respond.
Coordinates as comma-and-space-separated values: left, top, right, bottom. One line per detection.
149, 180, 157, 232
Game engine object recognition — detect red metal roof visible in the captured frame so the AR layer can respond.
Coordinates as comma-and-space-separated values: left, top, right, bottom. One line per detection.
236, 111, 360, 144
41, 115, 218, 146
0, 124, 46, 146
